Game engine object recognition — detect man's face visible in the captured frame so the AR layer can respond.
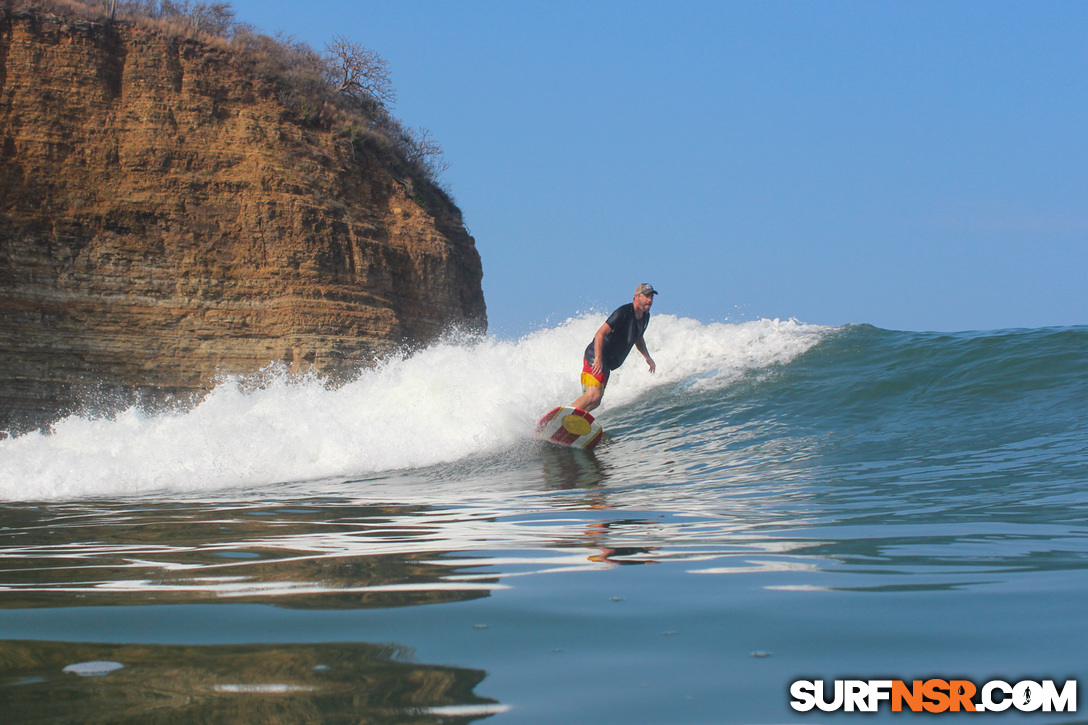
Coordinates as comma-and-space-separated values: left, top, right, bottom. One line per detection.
634, 292, 654, 313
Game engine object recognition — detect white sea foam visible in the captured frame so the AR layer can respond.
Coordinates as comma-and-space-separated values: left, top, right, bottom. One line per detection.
0, 314, 827, 500
62, 661, 124, 677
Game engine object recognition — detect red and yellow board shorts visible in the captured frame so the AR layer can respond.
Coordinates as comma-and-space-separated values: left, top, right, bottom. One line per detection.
581, 359, 609, 391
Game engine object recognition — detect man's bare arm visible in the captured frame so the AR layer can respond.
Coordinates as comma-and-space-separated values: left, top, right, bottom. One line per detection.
635, 337, 656, 374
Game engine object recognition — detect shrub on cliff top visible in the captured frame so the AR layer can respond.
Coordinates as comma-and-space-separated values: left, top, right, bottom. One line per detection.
8, 0, 239, 39
5, 0, 452, 195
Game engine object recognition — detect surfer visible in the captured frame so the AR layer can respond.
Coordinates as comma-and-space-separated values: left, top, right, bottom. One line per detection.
571, 283, 658, 413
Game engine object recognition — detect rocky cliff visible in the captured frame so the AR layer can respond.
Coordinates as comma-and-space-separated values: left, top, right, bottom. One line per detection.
0, 9, 486, 433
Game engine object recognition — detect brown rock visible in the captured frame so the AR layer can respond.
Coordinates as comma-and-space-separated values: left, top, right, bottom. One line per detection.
0, 9, 486, 433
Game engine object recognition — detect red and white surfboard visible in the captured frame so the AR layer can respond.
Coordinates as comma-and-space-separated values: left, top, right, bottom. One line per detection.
535, 406, 604, 450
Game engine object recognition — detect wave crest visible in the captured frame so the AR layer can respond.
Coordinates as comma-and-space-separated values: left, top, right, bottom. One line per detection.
0, 315, 829, 500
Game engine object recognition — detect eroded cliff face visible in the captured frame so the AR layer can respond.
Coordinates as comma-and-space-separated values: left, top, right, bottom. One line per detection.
0, 10, 486, 432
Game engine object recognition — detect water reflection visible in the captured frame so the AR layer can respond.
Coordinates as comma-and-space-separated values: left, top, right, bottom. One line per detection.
2, 487, 1086, 610
537, 443, 609, 489
0, 503, 501, 609
0, 639, 504, 723
578, 520, 660, 567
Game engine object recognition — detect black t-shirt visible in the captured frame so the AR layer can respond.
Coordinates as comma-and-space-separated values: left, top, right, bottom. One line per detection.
583, 303, 650, 371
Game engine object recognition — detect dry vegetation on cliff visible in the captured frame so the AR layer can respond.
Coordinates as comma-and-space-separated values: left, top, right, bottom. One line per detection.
4, 0, 452, 191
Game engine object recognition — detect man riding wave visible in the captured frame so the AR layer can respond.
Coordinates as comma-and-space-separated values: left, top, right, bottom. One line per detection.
571, 283, 658, 413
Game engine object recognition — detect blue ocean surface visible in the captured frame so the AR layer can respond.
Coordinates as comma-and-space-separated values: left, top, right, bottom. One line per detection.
0, 315, 1086, 723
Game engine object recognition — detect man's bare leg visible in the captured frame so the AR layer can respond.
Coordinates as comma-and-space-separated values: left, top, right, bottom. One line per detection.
572, 385, 602, 413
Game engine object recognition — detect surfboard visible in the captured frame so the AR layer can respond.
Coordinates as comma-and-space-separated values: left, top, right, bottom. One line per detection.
535, 406, 604, 450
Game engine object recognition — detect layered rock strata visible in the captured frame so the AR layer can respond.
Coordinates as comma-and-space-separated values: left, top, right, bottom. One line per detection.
0, 10, 486, 432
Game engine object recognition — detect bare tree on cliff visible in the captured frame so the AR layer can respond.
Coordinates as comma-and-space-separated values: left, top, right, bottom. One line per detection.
403, 127, 450, 182
159, 0, 235, 37
324, 35, 396, 112
99, 1, 236, 36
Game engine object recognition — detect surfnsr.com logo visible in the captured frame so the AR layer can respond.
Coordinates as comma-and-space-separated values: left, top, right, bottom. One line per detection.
790, 679, 1077, 713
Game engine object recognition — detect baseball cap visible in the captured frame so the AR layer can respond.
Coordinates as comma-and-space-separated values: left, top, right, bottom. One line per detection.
635, 283, 659, 297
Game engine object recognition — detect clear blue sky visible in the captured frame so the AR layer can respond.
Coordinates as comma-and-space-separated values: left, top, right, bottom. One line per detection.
227, 0, 1086, 337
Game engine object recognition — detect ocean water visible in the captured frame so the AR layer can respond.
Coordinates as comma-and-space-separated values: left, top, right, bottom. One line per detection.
0, 315, 1086, 723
